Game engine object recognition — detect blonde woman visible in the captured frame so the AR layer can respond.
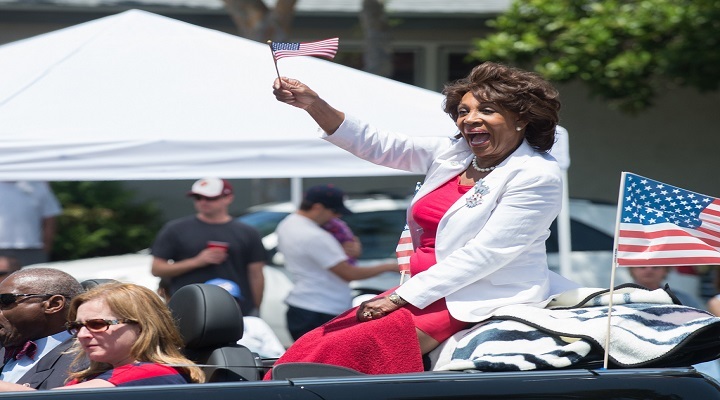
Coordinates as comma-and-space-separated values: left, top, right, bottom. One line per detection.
0, 282, 204, 391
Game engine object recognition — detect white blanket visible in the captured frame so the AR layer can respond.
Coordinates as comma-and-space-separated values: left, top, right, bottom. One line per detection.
431, 285, 720, 371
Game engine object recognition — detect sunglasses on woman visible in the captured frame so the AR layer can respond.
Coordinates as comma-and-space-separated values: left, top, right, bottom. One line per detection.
0, 293, 57, 307
65, 319, 137, 335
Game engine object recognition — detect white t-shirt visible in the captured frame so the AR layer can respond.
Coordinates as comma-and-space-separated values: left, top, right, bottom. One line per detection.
276, 213, 351, 315
238, 316, 286, 358
0, 182, 62, 248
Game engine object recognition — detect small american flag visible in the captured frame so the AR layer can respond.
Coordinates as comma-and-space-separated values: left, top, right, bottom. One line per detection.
616, 172, 720, 267
396, 182, 422, 283
270, 38, 339, 61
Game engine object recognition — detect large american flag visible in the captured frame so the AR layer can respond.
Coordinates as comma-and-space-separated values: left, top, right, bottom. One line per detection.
270, 38, 339, 60
616, 172, 720, 266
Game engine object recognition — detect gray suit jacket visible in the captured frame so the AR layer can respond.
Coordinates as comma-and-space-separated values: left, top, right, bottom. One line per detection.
1, 338, 79, 389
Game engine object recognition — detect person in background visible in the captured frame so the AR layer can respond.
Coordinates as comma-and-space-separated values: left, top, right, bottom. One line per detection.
0, 268, 85, 389
0, 181, 62, 266
276, 185, 398, 341
0, 257, 21, 284
705, 269, 720, 316
629, 266, 704, 309
205, 278, 286, 358
268, 61, 578, 375
151, 178, 266, 317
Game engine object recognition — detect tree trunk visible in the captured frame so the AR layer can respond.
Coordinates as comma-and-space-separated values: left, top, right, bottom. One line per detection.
223, 0, 297, 42
360, 0, 393, 77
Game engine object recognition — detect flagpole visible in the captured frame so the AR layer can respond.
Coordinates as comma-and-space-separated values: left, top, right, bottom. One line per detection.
603, 171, 628, 369
266, 40, 281, 80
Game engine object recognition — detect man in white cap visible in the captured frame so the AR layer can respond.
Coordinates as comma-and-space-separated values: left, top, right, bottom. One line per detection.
150, 178, 266, 316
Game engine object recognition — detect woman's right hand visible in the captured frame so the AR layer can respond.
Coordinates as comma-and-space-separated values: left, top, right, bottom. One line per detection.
271, 76, 346, 134
272, 77, 320, 110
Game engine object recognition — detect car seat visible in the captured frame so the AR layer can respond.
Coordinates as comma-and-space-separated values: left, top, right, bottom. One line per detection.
168, 283, 262, 382
271, 362, 364, 379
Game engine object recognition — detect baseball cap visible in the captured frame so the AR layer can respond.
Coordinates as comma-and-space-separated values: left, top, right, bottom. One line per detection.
304, 185, 353, 215
187, 178, 233, 198
205, 278, 243, 300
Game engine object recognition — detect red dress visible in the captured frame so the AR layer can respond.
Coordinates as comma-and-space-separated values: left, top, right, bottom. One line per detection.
400, 175, 473, 342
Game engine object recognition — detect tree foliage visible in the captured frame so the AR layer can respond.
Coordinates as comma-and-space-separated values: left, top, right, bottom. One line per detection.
470, 0, 720, 113
50, 182, 163, 261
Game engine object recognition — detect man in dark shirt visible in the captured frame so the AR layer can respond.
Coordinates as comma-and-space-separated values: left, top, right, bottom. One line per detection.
150, 178, 266, 316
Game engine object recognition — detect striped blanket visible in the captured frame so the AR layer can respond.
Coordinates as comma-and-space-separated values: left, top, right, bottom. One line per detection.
430, 284, 720, 371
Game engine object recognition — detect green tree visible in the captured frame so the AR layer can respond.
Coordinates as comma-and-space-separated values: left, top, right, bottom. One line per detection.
50, 182, 163, 261
470, 0, 720, 113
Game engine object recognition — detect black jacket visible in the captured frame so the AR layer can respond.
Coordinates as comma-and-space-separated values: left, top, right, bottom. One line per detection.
1, 337, 80, 389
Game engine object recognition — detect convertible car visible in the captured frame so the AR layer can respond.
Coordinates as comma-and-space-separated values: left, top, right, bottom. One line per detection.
3, 283, 704, 400
0, 367, 716, 399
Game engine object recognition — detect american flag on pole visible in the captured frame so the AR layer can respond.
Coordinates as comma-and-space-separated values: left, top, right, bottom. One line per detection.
270, 38, 339, 61
396, 182, 422, 284
616, 172, 720, 267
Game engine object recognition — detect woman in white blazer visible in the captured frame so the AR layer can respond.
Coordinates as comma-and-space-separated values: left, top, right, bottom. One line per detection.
270, 62, 579, 373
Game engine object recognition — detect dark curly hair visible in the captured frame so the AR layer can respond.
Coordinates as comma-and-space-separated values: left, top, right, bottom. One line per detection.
442, 62, 560, 152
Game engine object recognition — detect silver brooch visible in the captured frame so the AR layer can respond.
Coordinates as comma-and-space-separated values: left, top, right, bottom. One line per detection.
466, 179, 490, 208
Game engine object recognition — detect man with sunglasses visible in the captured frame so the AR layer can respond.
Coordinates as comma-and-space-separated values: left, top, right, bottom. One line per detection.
0, 267, 85, 388
150, 177, 266, 317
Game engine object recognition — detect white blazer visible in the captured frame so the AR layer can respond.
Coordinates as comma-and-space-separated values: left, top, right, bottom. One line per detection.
325, 115, 579, 323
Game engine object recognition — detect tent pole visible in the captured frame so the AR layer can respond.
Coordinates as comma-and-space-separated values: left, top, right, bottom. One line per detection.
558, 169, 572, 278
291, 177, 303, 207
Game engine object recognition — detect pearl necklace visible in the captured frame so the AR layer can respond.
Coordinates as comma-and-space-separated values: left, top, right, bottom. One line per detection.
471, 157, 497, 173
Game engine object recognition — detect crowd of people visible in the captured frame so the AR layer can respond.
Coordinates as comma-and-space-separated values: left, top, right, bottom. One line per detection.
1, 60, 718, 388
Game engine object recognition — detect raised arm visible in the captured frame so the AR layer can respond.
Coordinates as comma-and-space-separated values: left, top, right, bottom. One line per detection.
272, 77, 345, 134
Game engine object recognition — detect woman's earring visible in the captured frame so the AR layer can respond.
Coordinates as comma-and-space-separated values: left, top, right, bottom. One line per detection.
515, 126, 522, 131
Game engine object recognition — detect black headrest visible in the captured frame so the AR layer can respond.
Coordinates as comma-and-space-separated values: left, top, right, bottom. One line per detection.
168, 284, 244, 349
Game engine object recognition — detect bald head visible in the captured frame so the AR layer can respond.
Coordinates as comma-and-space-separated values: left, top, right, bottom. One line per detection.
4, 268, 85, 299
0, 268, 84, 345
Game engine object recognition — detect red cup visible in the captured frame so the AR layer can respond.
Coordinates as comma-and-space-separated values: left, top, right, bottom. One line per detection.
207, 241, 229, 252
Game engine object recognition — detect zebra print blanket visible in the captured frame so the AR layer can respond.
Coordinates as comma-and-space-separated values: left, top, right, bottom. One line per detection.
430, 285, 720, 371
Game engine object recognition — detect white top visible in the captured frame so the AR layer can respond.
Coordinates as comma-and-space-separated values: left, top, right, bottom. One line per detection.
0, 182, 62, 248
276, 213, 351, 315
324, 115, 579, 323
0, 331, 72, 383
238, 316, 286, 358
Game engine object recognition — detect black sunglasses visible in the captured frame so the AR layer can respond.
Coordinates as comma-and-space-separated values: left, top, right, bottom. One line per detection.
66, 319, 136, 335
0, 293, 57, 307
191, 194, 224, 202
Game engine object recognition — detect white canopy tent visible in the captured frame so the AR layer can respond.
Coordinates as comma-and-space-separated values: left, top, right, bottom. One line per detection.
0, 9, 453, 182
0, 9, 572, 276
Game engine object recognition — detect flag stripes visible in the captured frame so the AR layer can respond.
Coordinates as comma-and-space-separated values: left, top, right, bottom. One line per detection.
270, 38, 339, 60
615, 172, 720, 267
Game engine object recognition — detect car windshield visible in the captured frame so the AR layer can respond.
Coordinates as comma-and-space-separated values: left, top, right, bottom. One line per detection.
238, 211, 289, 237
239, 209, 407, 261
343, 210, 407, 260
